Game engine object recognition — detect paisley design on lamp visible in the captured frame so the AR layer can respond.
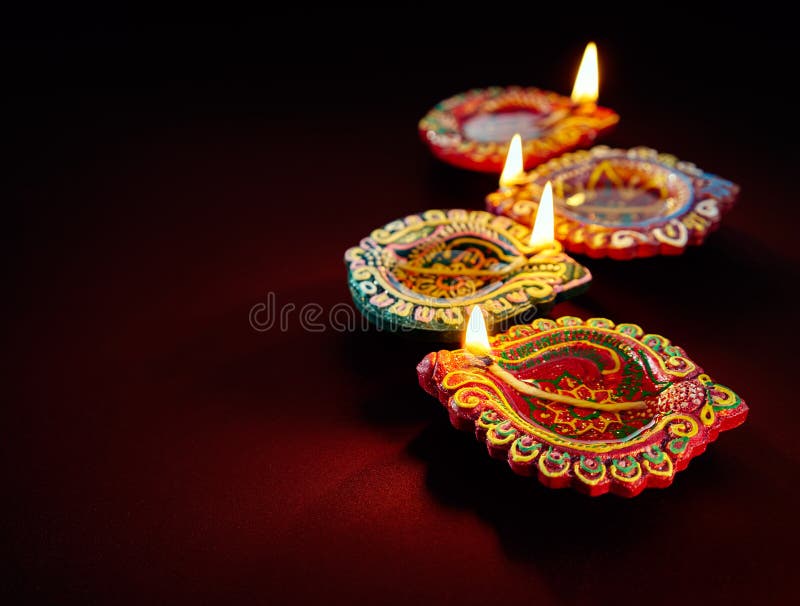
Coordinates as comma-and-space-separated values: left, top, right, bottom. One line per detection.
486, 146, 740, 259
344, 210, 591, 338
419, 87, 618, 173
417, 316, 747, 496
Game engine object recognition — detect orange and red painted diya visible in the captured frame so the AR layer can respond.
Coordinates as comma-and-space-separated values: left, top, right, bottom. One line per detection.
419, 87, 618, 173
417, 317, 747, 497
486, 146, 740, 259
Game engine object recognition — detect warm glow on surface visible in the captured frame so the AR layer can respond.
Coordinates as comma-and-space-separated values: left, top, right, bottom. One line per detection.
529, 181, 555, 249
566, 192, 586, 207
571, 42, 599, 104
464, 305, 491, 355
499, 133, 524, 187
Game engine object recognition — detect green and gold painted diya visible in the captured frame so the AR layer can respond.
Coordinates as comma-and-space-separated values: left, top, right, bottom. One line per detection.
344, 209, 590, 339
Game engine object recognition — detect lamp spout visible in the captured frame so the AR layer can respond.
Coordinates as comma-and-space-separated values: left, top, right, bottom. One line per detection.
417, 352, 439, 395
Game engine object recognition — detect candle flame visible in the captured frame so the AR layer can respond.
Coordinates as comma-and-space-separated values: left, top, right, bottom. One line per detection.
499, 133, 524, 187
529, 181, 555, 249
571, 42, 599, 104
464, 305, 491, 355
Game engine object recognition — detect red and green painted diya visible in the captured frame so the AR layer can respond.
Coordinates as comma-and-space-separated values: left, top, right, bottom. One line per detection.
419, 87, 618, 173
417, 316, 747, 496
344, 210, 590, 339
486, 146, 740, 259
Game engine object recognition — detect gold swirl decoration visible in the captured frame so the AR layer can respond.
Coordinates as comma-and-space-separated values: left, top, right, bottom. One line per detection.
700, 404, 716, 426
476, 410, 503, 431
615, 323, 644, 338
666, 415, 700, 439
510, 437, 542, 464
695, 199, 720, 219
538, 447, 571, 479
609, 230, 649, 248
652, 219, 689, 248
532, 318, 557, 331
343, 247, 367, 263
610, 456, 643, 484
574, 457, 608, 486
422, 209, 448, 222
664, 356, 697, 378
510, 198, 537, 221
450, 385, 493, 413
709, 384, 739, 409
349, 266, 373, 282
641, 445, 674, 477
585, 317, 615, 329
487, 421, 518, 446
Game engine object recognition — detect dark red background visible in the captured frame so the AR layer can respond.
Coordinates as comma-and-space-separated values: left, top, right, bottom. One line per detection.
4, 12, 800, 605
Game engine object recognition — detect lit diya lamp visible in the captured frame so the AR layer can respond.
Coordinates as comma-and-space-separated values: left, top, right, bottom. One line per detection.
418, 42, 619, 173
487, 145, 740, 259
344, 198, 590, 339
417, 307, 748, 496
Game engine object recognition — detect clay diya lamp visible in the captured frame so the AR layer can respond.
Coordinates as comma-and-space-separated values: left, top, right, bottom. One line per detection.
344, 207, 590, 339
417, 309, 748, 496
486, 145, 740, 259
419, 43, 619, 173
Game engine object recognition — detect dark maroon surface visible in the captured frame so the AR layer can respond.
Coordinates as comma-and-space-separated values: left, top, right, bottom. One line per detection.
4, 15, 800, 605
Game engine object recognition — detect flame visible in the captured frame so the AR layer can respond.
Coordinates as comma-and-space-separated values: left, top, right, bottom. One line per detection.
464, 305, 491, 355
529, 181, 555, 249
571, 42, 599, 104
499, 133, 524, 187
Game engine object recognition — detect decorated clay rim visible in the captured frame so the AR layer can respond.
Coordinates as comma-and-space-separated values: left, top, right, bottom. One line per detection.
486, 146, 740, 259
419, 86, 619, 173
344, 209, 591, 337
417, 316, 748, 496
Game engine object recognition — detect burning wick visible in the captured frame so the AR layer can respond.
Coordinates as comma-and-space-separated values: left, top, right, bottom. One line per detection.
464, 306, 646, 412
571, 41, 599, 106
528, 180, 556, 252
499, 133, 525, 188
